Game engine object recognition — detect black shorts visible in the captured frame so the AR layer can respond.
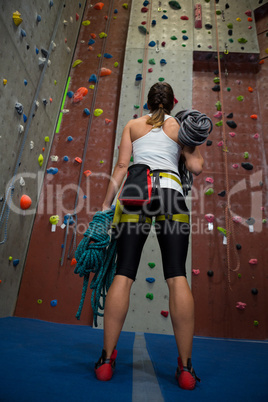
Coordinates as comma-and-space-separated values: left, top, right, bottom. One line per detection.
114, 188, 190, 281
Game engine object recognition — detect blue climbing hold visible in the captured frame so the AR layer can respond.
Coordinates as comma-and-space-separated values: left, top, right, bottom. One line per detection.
182, 35, 189, 40
49, 1, 54, 7
89, 74, 97, 83
135, 74, 143, 81
143, 103, 149, 110
35, 47, 39, 54
88, 39, 95, 45
84, 108, 90, 116
146, 277, 155, 283
23, 114, 27, 123
67, 136, 73, 142
114, 9, 118, 13
13, 259, 20, 267
50, 299, 57, 307
63, 156, 69, 161
64, 214, 75, 225
149, 41, 156, 47
143, 0, 149, 6
104, 53, 113, 58
162, 15, 168, 19
47, 168, 58, 175
67, 91, 74, 98
24, 79, 27, 86
83, 195, 87, 199
160, 59, 167, 65
37, 15, 41, 22
152, 19, 156, 26
21, 29, 26, 37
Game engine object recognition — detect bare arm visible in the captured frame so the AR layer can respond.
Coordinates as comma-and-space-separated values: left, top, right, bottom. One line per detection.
102, 122, 133, 210
182, 145, 204, 176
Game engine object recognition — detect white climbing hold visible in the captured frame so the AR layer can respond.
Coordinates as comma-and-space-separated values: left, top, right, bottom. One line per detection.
19, 177, 25, 186
30, 141, 34, 150
61, 109, 70, 114
19, 125, 24, 134
35, 100, 40, 109
51, 41, 56, 51
50, 155, 59, 162
66, 47, 71, 53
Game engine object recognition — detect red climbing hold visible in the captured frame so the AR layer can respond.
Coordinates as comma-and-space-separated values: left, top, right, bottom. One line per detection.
249, 259, 258, 265
250, 114, 258, 119
100, 68, 112, 76
73, 87, 88, 103
71, 258, 77, 265
254, 133, 259, 139
141, 21, 146, 25
91, 33, 97, 38
141, 7, 149, 12
236, 302, 246, 310
248, 86, 253, 92
161, 41, 166, 47
161, 311, 169, 317
94, 2, 104, 10
229, 132, 236, 137
148, 68, 153, 72
174, 97, 178, 104
245, 10, 252, 17
192, 269, 200, 275
105, 118, 112, 124
76, 13, 79, 21
20, 195, 32, 210
88, 46, 94, 51
181, 16, 189, 20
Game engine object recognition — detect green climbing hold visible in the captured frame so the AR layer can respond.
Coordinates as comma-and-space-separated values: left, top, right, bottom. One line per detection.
216, 120, 223, 127
205, 188, 214, 195
130, 156, 133, 162
182, 30, 187, 33
146, 293, 154, 300
97, 53, 101, 58
170, 35, 177, 40
253, 320, 259, 327
217, 227, 227, 236
262, 219, 267, 224
138, 26, 148, 35
159, 77, 165, 82
182, 44, 186, 47
238, 38, 247, 44
169, 1, 181, 10
134, 105, 140, 109
149, 58, 156, 65
244, 152, 249, 159
205, 0, 210, 2
227, 23, 233, 29
215, 101, 221, 111
216, 10, 222, 15
229, 38, 234, 43
94, 108, 103, 117
237, 95, 244, 101
214, 77, 220, 83
138, 59, 143, 63
227, 87, 231, 91
148, 262, 155, 268
114, 62, 119, 67
238, 273, 242, 278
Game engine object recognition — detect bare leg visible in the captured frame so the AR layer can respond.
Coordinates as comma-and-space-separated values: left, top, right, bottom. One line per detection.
103, 275, 133, 358
166, 276, 195, 367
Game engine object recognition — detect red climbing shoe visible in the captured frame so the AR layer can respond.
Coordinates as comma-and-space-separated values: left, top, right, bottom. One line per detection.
95, 349, 117, 381
175, 357, 200, 390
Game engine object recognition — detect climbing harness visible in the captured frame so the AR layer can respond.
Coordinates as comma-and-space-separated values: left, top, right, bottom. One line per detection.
74, 209, 117, 326
214, 0, 240, 285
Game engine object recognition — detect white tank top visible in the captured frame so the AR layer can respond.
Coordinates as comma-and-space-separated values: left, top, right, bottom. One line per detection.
132, 114, 183, 195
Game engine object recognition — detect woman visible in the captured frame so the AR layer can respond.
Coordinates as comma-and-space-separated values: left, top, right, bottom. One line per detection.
95, 82, 203, 390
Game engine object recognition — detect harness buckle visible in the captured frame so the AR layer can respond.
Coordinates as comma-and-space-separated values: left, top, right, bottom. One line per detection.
138, 215, 147, 223
165, 213, 173, 221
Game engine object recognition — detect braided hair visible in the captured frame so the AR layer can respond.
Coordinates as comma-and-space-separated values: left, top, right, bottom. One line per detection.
146, 82, 174, 129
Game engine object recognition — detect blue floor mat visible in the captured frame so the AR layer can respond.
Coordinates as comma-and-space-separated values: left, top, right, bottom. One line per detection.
144, 332, 268, 402
0, 317, 134, 402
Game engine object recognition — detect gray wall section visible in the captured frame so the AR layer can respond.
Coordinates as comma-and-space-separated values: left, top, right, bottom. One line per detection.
0, 0, 86, 316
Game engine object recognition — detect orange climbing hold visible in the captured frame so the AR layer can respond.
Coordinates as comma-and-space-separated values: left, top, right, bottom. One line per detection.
71, 258, 77, 265
100, 68, 112, 76
88, 46, 94, 51
73, 87, 88, 103
248, 86, 253, 92
20, 195, 32, 210
250, 114, 258, 120
91, 33, 96, 38
75, 157, 82, 164
84, 170, 92, 177
94, 2, 104, 10
105, 118, 112, 124
259, 60, 264, 64
248, 17, 252, 22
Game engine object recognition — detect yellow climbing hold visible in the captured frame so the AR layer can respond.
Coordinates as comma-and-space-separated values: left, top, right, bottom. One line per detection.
49, 215, 60, 225
236, 17, 241, 22
265, 48, 268, 54
89, 85, 95, 89
99, 32, 107, 38
114, 62, 119, 67
44, 136, 49, 143
82, 20, 91, 26
3, 79, 7, 85
72, 59, 83, 67
38, 154, 44, 167
94, 109, 103, 117
97, 53, 102, 58
122, 3, 128, 8
13, 11, 23, 26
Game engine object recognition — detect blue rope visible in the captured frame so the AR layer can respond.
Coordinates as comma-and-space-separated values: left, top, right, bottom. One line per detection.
74, 209, 117, 326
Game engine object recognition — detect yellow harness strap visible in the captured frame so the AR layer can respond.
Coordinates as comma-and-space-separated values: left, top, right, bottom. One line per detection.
155, 214, 189, 223
120, 214, 152, 224
150, 172, 182, 187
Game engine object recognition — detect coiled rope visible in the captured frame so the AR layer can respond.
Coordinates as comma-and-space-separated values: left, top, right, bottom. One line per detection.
175, 109, 213, 196
74, 209, 117, 326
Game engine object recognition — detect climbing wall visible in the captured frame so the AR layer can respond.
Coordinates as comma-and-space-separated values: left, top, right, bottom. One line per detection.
0, 0, 87, 317
14, 1, 132, 325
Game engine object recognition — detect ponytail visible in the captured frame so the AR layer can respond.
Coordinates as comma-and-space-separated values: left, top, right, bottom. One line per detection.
146, 82, 174, 128
146, 106, 166, 129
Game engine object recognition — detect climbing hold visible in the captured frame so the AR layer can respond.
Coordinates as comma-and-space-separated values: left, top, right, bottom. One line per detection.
114, 62, 119, 67
99, 32, 107, 38
226, 121, 237, 129
38, 154, 44, 167
13, 11, 23, 26
20, 195, 32, 210
205, 188, 214, 195
67, 91, 74, 98
215, 120, 223, 127
169, 1, 181, 10
37, 299, 42, 304
75, 157, 82, 164
63, 156, 69, 161
214, 111, 222, 119
82, 20, 90, 26
248, 86, 253, 92
251, 288, 258, 295
13, 259, 20, 267
248, 17, 253, 22
44, 136, 49, 143
162, 15, 168, 19
43, 99, 48, 106
217, 227, 227, 236
170, 36, 177, 40
232, 216, 242, 223
94, 2, 104, 10
236, 302, 246, 310
138, 25, 148, 34
241, 162, 253, 170
205, 24, 212, 29
250, 114, 258, 120
114, 9, 118, 14
206, 140, 212, 146
84, 108, 90, 116
143, 103, 149, 110
236, 244, 242, 250
105, 119, 112, 124
227, 113, 233, 118
149, 41, 156, 47
244, 152, 249, 159
49, 215, 59, 225
253, 320, 259, 327
146, 278, 155, 283
21, 28, 26, 37
207, 270, 214, 277
161, 42, 166, 47
192, 269, 200, 275
37, 14, 41, 22
216, 10, 221, 15
228, 30, 233, 36
72, 59, 82, 68
249, 258, 257, 265
245, 10, 252, 17
152, 20, 156, 26
83, 170, 92, 177
49, 1, 54, 7
141, 7, 148, 12
212, 85, 220, 92
73, 87, 88, 103
94, 109, 103, 117
50, 299, 57, 307
100, 68, 112, 76
122, 3, 128, 9
104, 53, 113, 58
182, 35, 188, 40
213, 77, 220, 84
15, 102, 23, 115
238, 38, 247, 44
47, 168, 58, 175
206, 177, 214, 184
158, 77, 165, 82
149, 59, 155, 65
148, 262, 155, 268
236, 17, 241, 22
218, 190, 226, 197
88, 39, 95, 45
146, 293, 154, 300
215, 101, 221, 111
253, 133, 259, 139
237, 95, 244, 101
227, 23, 233, 29
137, 59, 143, 64
161, 311, 169, 317
8, 256, 13, 262
89, 74, 97, 83
180, 16, 189, 20
232, 164, 239, 169
3, 79, 7, 85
